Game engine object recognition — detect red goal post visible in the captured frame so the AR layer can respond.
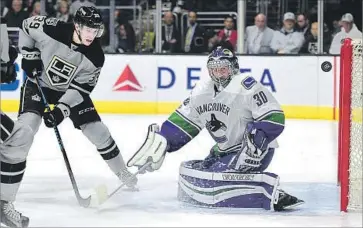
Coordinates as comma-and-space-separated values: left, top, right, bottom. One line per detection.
338, 38, 362, 212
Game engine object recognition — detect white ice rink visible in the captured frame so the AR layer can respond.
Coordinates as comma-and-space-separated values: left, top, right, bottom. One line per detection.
7, 114, 362, 227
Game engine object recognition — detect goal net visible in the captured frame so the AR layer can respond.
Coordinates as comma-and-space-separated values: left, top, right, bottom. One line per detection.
338, 38, 362, 212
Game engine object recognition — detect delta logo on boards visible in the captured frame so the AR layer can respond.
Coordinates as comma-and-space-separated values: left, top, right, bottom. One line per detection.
113, 65, 143, 91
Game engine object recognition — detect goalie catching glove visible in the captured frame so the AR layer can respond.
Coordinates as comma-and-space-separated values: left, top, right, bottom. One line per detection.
127, 124, 168, 172
228, 122, 269, 172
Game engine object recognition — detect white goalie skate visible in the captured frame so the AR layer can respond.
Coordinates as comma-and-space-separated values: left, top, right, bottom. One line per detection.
0, 200, 29, 228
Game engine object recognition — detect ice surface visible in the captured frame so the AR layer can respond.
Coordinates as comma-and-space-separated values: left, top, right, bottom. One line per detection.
5, 114, 362, 227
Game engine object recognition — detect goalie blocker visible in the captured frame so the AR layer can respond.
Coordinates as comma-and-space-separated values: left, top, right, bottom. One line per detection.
127, 124, 303, 211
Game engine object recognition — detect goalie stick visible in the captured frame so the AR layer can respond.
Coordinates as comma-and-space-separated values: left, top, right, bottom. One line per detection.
34, 73, 92, 208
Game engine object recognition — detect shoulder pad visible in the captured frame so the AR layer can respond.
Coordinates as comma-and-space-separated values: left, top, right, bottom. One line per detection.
45, 17, 60, 26
22, 16, 47, 34
241, 75, 257, 90
43, 21, 73, 47
190, 79, 213, 97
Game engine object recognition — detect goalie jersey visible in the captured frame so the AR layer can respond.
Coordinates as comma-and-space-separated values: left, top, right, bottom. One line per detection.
18, 16, 104, 97
160, 73, 285, 154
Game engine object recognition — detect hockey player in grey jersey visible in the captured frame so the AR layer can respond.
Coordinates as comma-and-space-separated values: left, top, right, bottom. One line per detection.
1, 18, 32, 228
17, 7, 137, 190
128, 41, 304, 211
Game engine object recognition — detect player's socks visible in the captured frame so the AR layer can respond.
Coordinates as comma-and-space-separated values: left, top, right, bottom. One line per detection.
97, 140, 138, 188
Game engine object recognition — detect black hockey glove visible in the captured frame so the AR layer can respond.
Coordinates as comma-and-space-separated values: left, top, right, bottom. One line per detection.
0, 61, 16, 83
43, 103, 70, 128
21, 47, 42, 79
1, 46, 18, 83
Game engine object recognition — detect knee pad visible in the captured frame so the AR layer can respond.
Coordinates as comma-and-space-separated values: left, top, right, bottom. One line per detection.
178, 160, 280, 210
80, 121, 112, 149
1, 122, 34, 163
18, 112, 42, 134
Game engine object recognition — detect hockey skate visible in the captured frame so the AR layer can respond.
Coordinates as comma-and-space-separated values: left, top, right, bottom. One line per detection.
117, 168, 138, 191
273, 190, 304, 211
0, 200, 29, 228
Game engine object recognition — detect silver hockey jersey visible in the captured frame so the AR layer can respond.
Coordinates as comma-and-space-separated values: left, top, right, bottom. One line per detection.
18, 16, 104, 106
162, 73, 284, 154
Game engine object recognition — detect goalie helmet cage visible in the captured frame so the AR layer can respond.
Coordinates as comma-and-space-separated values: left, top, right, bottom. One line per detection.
338, 38, 362, 212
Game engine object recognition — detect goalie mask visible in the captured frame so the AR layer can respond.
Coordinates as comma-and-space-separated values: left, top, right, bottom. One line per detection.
207, 44, 239, 88
74, 6, 104, 46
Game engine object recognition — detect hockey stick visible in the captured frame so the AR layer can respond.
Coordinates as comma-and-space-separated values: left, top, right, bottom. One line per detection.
90, 161, 152, 207
33, 73, 91, 208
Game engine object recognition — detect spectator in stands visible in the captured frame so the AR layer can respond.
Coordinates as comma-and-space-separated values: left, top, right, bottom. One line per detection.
153, 11, 180, 53
113, 23, 136, 53
183, 11, 206, 53
206, 30, 218, 52
296, 13, 310, 40
114, 9, 122, 27
4, 0, 29, 27
245, 13, 274, 54
216, 15, 237, 50
300, 22, 331, 54
115, 9, 132, 31
331, 19, 341, 39
69, 0, 95, 15
29, 0, 40, 17
270, 12, 304, 54
329, 13, 362, 54
23, 0, 34, 14
55, 0, 73, 22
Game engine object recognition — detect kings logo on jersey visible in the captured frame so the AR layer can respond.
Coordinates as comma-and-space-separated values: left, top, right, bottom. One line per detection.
206, 114, 228, 143
46, 56, 77, 86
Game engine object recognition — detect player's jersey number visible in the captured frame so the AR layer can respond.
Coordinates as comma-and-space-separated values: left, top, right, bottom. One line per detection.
28, 16, 46, 29
253, 91, 268, 107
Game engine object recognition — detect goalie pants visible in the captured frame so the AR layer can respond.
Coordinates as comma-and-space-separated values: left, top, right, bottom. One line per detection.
0, 111, 34, 202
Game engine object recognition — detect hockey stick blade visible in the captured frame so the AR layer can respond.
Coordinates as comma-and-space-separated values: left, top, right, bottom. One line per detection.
91, 161, 152, 207
78, 195, 92, 208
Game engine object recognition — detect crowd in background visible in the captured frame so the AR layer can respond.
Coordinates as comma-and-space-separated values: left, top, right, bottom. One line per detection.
0, 0, 362, 55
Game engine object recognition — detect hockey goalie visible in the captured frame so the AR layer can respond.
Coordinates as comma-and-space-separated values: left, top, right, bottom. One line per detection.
128, 41, 304, 211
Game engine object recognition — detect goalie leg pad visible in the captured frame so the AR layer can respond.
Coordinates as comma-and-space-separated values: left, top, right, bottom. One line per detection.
178, 160, 279, 210
198, 148, 275, 173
